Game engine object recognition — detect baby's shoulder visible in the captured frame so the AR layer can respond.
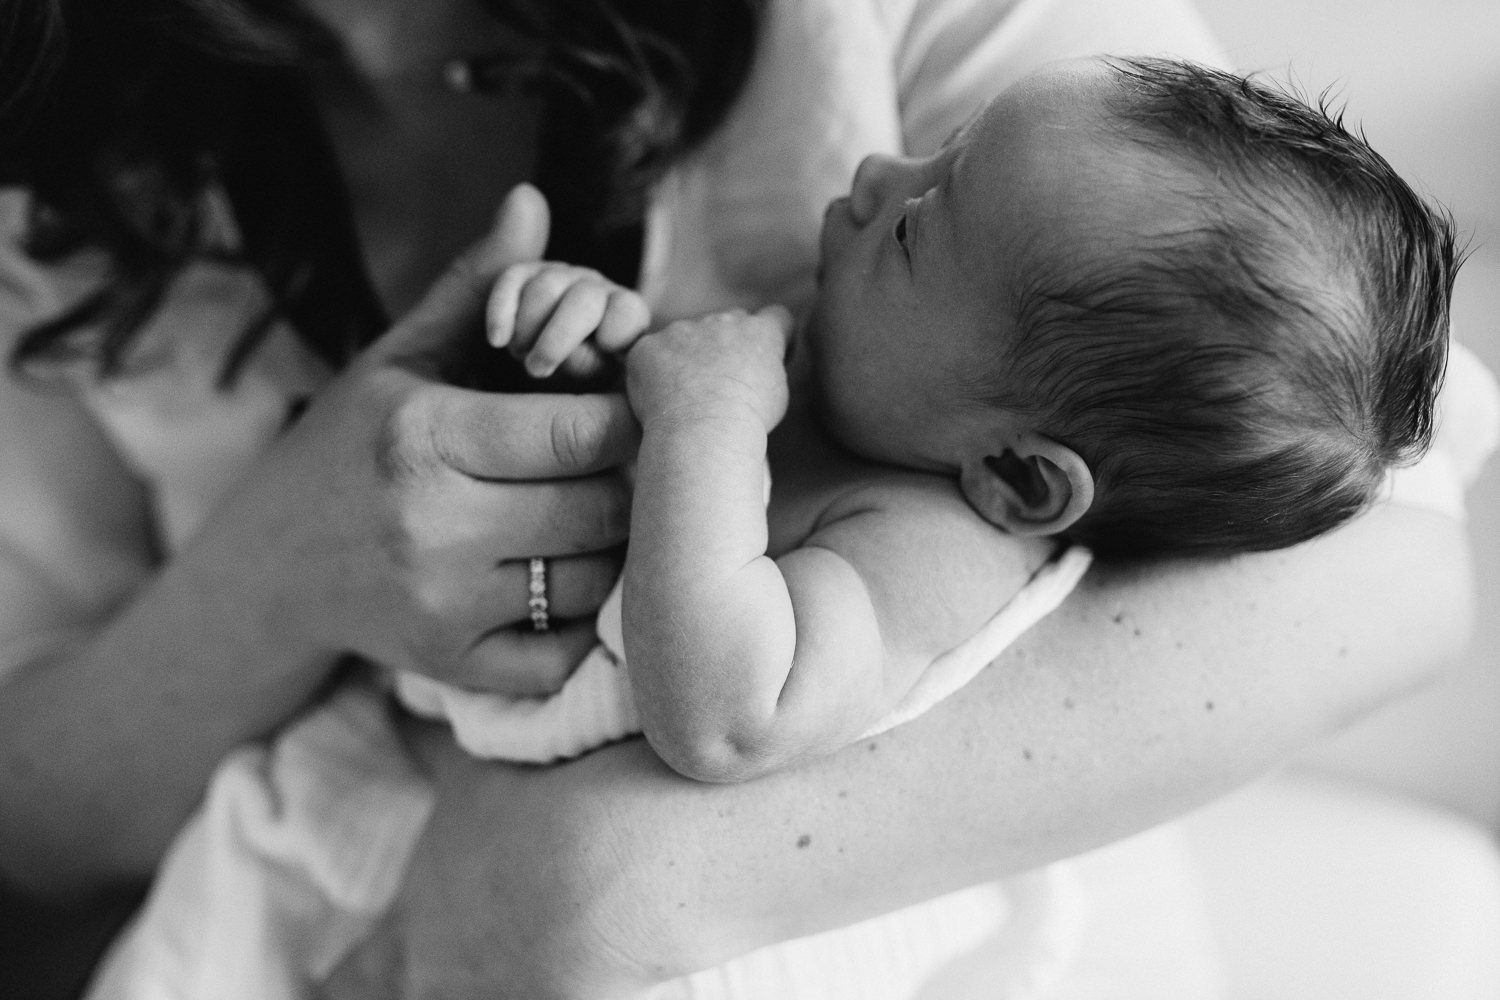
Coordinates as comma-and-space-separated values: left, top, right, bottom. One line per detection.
765, 408, 1051, 578
819, 467, 1056, 582
825, 465, 973, 521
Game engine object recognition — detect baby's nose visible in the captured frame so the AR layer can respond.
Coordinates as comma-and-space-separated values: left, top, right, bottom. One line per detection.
848, 153, 902, 226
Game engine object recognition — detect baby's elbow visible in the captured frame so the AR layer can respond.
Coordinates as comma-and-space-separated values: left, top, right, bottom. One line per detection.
645, 725, 789, 784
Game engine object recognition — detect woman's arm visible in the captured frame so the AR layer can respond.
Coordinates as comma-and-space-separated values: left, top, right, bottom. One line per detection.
0, 187, 636, 896
328, 481, 1472, 1000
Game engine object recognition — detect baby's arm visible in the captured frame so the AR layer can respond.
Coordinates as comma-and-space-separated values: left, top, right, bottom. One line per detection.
487, 261, 651, 379
623, 310, 1044, 782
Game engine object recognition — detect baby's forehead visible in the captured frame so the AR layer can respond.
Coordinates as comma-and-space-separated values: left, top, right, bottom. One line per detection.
963, 63, 1166, 189
1000, 57, 1121, 116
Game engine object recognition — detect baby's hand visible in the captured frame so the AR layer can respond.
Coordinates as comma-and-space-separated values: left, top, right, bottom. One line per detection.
626, 305, 794, 432
487, 262, 651, 379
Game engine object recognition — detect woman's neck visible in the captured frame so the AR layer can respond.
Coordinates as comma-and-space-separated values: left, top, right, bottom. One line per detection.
301, 0, 544, 316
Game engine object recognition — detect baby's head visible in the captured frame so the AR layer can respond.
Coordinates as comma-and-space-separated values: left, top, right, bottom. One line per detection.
809, 56, 1455, 558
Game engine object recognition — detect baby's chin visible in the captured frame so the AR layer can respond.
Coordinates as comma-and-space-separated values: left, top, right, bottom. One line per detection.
810, 385, 881, 463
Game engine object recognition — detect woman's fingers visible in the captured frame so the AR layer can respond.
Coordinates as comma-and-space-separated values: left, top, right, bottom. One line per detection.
410, 474, 630, 568
450, 620, 604, 695
505, 474, 632, 555
421, 389, 641, 481
494, 549, 622, 624
432, 545, 623, 697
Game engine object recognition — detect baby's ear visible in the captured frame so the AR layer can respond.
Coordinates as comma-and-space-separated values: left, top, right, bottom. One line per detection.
960, 432, 1094, 536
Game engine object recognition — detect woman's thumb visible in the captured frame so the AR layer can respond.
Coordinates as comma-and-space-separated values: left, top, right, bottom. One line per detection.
478, 183, 551, 272
372, 185, 552, 361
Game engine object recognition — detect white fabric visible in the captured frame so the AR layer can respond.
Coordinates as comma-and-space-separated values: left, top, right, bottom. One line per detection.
86, 683, 432, 1000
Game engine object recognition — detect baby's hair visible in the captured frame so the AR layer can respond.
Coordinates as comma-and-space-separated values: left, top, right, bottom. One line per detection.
999, 57, 1456, 559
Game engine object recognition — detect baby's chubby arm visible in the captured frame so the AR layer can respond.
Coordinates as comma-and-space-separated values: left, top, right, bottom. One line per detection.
487, 260, 651, 379
623, 310, 1042, 782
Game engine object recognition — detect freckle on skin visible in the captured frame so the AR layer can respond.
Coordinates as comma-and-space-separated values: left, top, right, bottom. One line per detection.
797, 834, 812, 849
1205, 700, 1215, 711
1132, 627, 1141, 637
838, 790, 848, 798
1022, 748, 1033, 761
1112, 612, 1125, 624
1338, 646, 1349, 658
1063, 697, 1075, 710
868, 741, 879, 752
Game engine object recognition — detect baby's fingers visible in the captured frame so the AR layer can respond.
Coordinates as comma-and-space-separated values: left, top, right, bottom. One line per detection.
487, 261, 549, 349
512, 268, 588, 359
527, 282, 612, 378
595, 289, 652, 353
556, 342, 614, 382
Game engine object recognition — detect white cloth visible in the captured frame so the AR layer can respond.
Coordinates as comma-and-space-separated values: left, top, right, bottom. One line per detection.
84, 684, 433, 1000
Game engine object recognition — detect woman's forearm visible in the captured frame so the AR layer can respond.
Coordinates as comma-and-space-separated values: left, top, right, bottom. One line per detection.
0, 365, 340, 896
0, 531, 338, 897
395, 501, 1471, 993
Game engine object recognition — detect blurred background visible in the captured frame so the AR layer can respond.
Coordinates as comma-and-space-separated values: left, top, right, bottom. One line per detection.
1197, 0, 1500, 830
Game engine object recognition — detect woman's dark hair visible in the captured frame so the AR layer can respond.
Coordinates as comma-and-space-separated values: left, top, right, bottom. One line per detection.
0, 0, 765, 382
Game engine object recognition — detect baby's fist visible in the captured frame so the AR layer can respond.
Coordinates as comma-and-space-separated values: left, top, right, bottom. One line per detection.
626, 305, 794, 431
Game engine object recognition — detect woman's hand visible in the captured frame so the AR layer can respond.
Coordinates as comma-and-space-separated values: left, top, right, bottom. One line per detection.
199, 185, 639, 695
0, 186, 638, 893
